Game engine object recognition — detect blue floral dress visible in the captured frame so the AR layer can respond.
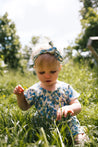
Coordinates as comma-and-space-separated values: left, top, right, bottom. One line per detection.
24, 81, 84, 136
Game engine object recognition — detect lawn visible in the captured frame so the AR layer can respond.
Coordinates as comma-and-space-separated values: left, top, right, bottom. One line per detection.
0, 60, 98, 146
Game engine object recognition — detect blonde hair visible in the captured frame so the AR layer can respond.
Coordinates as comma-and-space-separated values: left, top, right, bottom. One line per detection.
34, 53, 60, 68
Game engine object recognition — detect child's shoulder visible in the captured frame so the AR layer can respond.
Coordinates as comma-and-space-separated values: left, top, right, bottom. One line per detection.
57, 80, 69, 88
28, 82, 40, 90
24, 82, 41, 96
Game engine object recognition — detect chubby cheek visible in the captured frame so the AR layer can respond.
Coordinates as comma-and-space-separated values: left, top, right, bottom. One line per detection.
37, 74, 44, 81
51, 75, 58, 82
54, 73, 59, 79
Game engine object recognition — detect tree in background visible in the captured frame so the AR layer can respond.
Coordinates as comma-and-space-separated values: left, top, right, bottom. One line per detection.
22, 36, 40, 62
75, 8, 98, 51
70, 0, 98, 63
22, 45, 32, 61
0, 12, 21, 68
31, 36, 40, 46
79, 0, 98, 19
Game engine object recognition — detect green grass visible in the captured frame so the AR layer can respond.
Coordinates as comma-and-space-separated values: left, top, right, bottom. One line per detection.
0, 61, 98, 146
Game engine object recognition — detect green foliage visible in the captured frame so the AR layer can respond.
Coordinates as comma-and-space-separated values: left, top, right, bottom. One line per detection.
79, 0, 98, 19
0, 12, 21, 68
31, 36, 40, 46
72, 1, 98, 63
22, 45, 32, 61
74, 8, 98, 51
0, 61, 98, 146
0, 55, 4, 75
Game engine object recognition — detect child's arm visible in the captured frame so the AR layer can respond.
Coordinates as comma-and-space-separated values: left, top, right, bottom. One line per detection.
14, 85, 31, 110
56, 99, 81, 121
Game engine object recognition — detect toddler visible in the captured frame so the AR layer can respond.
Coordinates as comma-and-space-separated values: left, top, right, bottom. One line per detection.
14, 42, 89, 145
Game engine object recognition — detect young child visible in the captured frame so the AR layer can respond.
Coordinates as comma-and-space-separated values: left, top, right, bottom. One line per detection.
14, 42, 89, 145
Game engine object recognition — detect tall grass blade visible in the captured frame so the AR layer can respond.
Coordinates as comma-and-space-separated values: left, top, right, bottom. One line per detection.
56, 126, 65, 147
40, 127, 49, 147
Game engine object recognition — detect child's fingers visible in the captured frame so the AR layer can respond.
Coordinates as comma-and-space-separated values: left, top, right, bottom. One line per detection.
63, 109, 74, 117
56, 108, 62, 121
56, 107, 74, 121
17, 85, 24, 92
18, 85, 24, 91
13, 85, 24, 95
13, 86, 18, 94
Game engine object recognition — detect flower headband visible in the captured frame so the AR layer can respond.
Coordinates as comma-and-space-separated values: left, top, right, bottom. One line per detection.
32, 44, 63, 66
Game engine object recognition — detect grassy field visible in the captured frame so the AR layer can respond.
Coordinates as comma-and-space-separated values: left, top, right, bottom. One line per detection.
0, 61, 98, 146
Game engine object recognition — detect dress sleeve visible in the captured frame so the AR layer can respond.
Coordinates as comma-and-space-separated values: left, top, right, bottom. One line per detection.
66, 85, 80, 104
24, 88, 37, 105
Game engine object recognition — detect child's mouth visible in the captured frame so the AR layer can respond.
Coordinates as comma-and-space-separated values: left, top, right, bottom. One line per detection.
46, 80, 51, 83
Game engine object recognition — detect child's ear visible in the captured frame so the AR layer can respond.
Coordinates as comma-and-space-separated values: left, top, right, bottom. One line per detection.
33, 65, 35, 68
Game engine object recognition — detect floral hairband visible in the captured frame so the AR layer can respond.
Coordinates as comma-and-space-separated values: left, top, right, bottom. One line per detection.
32, 47, 63, 66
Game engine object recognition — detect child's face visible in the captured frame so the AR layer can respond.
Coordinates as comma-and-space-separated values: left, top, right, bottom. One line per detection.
34, 55, 61, 88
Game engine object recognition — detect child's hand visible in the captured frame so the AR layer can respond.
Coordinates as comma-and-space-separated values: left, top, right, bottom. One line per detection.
56, 106, 74, 121
14, 85, 24, 95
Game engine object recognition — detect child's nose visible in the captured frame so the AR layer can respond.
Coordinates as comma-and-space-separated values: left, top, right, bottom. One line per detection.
44, 73, 50, 78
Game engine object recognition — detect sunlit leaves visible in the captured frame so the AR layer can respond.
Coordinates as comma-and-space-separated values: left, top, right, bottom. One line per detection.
0, 12, 21, 68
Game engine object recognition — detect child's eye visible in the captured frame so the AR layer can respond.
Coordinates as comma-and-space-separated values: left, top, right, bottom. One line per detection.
50, 71, 56, 74
39, 71, 45, 74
